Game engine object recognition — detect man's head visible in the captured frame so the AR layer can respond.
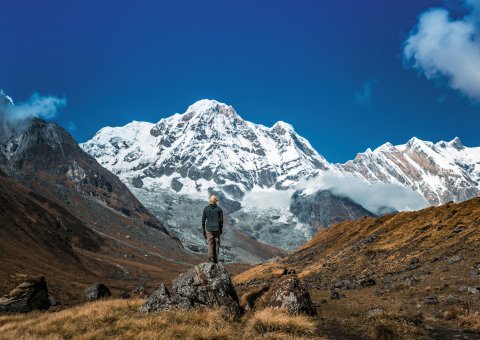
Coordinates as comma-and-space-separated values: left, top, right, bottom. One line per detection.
209, 195, 218, 205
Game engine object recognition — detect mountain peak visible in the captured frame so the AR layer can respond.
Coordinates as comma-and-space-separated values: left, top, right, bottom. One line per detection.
449, 136, 464, 150
271, 121, 294, 132
185, 99, 238, 118
0, 89, 14, 106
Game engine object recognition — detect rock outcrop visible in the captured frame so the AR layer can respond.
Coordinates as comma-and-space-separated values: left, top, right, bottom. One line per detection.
0, 277, 50, 313
260, 275, 317, 316
84, 283, 111, 301
140, 262, 241, 318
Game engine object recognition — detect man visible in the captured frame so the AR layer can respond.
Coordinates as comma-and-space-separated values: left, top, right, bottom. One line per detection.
202, 195, 224, 263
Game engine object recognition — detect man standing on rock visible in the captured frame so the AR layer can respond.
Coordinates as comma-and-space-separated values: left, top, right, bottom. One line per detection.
202, 195, 224, 263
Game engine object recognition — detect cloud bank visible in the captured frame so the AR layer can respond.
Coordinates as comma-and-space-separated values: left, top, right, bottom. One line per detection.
404, 1, 480, 101
296, 171, 428, 215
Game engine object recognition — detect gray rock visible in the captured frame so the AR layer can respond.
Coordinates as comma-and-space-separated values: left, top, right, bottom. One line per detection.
359, 278, 376, 288
425, 295, 438, 305
459, 286, 479, 294
448, 254, 464, 264
140, 263, 241, 319
0, 276, 51, 313
48, 295, 60, 306
331, 289, 340, 300
84, 283, 111, 301
262, 275, 317, 316
445, 295, 461, 305
404, 276, 419, 287
333, 279, 356, 290
139, 284, 171, 313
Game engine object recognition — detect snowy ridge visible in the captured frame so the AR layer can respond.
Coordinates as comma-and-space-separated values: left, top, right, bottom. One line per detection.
337, 136, 480, 204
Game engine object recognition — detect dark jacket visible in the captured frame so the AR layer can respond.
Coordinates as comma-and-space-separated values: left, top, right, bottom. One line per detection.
202, 204, 223, 232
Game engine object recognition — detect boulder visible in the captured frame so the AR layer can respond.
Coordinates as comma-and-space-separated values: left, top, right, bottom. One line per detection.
261, 275, 317, 316
140, 263, 241, 318
84, 283, 111, 301
139, 284, 172, 313
0, 276, 50, 313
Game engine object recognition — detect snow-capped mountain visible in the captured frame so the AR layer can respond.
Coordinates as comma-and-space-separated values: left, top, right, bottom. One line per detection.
81, 99, 480, 253
82, 99, 332, 200
337, 137, 480, 205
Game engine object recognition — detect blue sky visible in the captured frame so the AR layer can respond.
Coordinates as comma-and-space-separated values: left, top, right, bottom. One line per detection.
1, 0, 479, 163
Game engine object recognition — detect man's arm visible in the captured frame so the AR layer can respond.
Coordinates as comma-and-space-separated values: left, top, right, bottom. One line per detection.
219, 208, 223, 233
202, 207, 207, 238
202, 207, 207, 231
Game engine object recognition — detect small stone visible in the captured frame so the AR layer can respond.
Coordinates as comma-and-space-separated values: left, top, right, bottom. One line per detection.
425, 295, 438, 305
445, 295, 461, 305
84, 284, 111, 301
405, 276, 419, 287
119, 291, 130, 299
359, 278, 376, 288
48, 295, 60, 306
330, 289, 340, 300
452, 226, 465, 233
448, 254, 464, 264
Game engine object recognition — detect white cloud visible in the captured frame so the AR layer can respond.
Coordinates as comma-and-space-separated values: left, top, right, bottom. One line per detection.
242, 187, 293, 209
3, 93, 66, 121
404, 1, 480, 101
295, 171, 428, 215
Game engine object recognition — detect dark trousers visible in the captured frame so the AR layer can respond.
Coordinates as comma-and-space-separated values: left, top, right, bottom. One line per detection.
206, 231, 220, 263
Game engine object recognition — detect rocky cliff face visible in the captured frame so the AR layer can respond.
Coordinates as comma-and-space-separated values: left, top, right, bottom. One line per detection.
290, 190, 377, 231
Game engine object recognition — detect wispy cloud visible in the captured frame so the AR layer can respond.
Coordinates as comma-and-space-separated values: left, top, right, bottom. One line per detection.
354, 80, 376, 105
66, 121, 77, 132
404, 1, 480, 101
2, 92, 66, 122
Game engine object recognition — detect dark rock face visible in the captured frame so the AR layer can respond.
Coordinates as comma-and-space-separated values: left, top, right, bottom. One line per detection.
261, 276, 317, 316
0, 277, 50, 313
140, 262, 241, 318
290, 189, 376, 230
84, 284, 111, 301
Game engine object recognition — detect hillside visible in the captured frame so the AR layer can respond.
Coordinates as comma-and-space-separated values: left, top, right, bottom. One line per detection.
235, 197, 480, 335
0, 170, 201, 304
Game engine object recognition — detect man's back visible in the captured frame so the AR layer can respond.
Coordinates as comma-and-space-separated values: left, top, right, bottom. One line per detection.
202, 204, 223, 232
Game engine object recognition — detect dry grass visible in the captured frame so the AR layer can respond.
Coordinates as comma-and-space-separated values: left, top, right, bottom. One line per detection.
246, 308, 317, 338
0, 299, 324, 340
0, 299, 237, 340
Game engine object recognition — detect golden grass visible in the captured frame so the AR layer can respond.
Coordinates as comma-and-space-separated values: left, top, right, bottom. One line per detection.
246, 308, 317, 337
0, 299, 324, 340
0, 299, 237, 340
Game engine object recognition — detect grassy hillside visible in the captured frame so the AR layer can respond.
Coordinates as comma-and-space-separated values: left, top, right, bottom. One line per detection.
235, 197, 480, 336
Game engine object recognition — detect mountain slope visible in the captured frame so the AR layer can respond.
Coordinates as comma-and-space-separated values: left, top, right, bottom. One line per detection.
0, 91, 205, 301
234, 197, 480, 332
0, 170, 195, 304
